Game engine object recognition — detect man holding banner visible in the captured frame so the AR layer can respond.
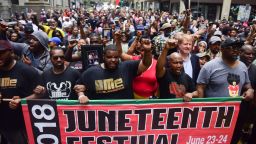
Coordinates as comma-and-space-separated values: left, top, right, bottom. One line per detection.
77, 40, 152, 100
156, 38, 197, 101
197, 38, 254, 99
236, 44, 256, 143
197, 38, 254, 143
0, 40, 41, 144
35, 48, 82, 100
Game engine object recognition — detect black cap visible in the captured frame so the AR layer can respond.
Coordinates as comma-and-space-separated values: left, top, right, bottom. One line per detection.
221, 38, 244, 48
24, 23, 34, 34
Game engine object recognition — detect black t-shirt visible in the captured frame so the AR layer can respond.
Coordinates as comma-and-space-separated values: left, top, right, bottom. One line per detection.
158, 70, 195, 99
41, 67, 81, 100
248, 64, 256, 89
78, 60, 140, 99
0, 61, 40, 130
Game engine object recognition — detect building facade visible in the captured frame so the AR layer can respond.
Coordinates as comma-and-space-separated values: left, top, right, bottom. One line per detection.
0, 0, 84, 20
130, 0, 256, 21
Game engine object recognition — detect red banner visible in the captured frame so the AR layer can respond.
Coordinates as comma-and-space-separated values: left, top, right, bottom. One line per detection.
116, 0, 120, 5
22, 98, 240, 144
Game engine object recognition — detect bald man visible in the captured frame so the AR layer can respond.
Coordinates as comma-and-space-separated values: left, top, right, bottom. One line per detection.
237, 44, 256, 144
156, 39, 198, 101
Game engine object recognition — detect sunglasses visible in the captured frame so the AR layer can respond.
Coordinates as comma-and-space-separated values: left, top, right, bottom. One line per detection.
52, 55, 65, 60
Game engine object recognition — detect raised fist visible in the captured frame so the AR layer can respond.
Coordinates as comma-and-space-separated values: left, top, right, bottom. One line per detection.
164, 39, 177, 50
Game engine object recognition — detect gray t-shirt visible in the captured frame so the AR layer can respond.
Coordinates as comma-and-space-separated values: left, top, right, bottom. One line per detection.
197, 58, 250, 98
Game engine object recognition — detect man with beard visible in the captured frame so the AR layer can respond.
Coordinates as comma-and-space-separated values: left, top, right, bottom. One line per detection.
197, 38, 254, 143
156, 39, 197, 101
206, 36, 222, 60
152, 23, 177, 58
39, 19, 65, 38
197, 38, 253, 98
34, 48, 82, 101
236, 44, 256, 143
240, 44, 256, 85
0, 40, 40, 144
22, 31, 52, 74
76, 41, 152, 100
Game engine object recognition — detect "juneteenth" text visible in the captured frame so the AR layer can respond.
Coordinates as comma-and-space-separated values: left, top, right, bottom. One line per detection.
63, 106, 234, 144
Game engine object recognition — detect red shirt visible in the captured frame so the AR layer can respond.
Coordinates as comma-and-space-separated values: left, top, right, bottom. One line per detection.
132, 56, 158, 99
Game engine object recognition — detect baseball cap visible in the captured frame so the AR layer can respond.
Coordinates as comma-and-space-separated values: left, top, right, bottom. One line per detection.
160, 23, 172, 30
114, 17, 119, 21
49, 37, 61, 45
196, 52, 210, 60
209, 36, 221, 44
213, 31, 222, 37
0, 40, 12, 51
221, 38, 244, 49
62, 21, 73, 28
24, 23, 34, 34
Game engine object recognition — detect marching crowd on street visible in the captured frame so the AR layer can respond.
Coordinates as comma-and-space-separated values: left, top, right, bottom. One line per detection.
0, 6, 256, 143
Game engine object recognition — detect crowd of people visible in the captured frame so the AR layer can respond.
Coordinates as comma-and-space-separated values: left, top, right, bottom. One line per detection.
0, 6, 256, 143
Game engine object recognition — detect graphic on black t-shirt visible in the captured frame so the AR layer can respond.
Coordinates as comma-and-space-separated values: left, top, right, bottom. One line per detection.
227, 73, 240, 97
46, 81, 71, 99
169, 82, 186, 98
95, 78, 124, 93
0, 77, 17, 89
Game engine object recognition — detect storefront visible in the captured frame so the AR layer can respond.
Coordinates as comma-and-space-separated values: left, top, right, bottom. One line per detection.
160, 0, 255, 21
230, 4, 256, 21
190, 2, 221, 21
160, 1, 171, 12
167, 2, 220, 21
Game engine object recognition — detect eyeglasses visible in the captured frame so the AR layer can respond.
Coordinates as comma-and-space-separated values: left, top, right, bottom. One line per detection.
52, 55, 65, 60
